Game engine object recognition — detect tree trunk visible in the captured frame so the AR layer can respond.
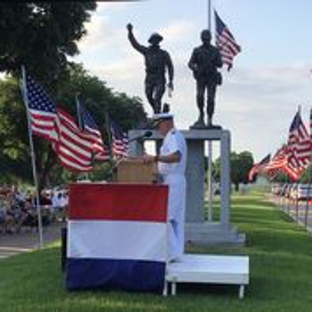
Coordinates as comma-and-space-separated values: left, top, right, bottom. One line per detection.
235, 183, 239, 192
38, 145, 56, 191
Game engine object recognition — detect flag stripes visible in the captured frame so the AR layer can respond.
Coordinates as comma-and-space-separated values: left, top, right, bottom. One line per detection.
110, 117, 129, 158
264, 147, 288, 173
22, 71, 111, 172
260, 110, 312, 182
215, 10, 241, 71
66, 183, 169, 292
24, 74, 58, 141
78, 99, 110, 160
54, 108, 95, 172
248, 154, 270, 182
285, 112, 310, 181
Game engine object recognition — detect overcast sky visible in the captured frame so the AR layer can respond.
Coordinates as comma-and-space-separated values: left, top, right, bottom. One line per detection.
73, 0, 312, 161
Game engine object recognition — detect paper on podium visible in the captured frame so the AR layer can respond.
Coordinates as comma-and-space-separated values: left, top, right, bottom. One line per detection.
116, 158, 158, 183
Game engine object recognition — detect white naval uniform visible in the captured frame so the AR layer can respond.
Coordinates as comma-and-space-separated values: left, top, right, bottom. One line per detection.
158, 128, 187, 260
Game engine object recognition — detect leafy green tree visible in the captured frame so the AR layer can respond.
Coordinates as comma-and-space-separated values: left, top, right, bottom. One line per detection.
0, 2, 149, 189
56, 63, 146, 132
0, 2, 96, 81
214, 151, 254, 191
0, 77, 32, 183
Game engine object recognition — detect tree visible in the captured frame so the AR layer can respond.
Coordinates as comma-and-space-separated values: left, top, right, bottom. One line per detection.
0, 64, 146, 188
0, 2, 149, 189
56, 63, 146, 132
214, 151, 254, 191
0, 2, 96, 81
0, 77, 33, 184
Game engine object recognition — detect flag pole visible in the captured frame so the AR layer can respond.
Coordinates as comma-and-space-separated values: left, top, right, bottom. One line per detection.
104, 112, 115, 180
208, 0, 211, 30
105, 112, 113, 159
20, 66, 44, 249
207, 0, 213, 221
75, 93, 83, 129
295, 106, 301, 221
304, 108, 312, 228
75, 93, 89, 181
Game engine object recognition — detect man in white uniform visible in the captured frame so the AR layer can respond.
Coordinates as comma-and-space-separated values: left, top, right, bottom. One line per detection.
143, 112, 187, 261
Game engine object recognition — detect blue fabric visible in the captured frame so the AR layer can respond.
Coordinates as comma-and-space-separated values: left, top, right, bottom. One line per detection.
66, 258, 165, 293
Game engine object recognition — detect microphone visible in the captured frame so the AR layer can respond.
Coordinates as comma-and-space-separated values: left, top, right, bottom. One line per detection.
128, 130, 153, 143
104, 132, 153, 181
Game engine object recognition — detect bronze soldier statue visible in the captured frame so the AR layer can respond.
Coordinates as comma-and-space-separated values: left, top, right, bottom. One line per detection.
188, 29, 222, 128
126, 23, 174, 114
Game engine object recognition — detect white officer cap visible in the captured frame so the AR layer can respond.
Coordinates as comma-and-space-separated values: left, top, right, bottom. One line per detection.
153, 112, 174, 120
152, 112, 174, 127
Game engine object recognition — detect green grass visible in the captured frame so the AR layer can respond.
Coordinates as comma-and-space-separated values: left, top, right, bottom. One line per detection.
1, 193, 312, 311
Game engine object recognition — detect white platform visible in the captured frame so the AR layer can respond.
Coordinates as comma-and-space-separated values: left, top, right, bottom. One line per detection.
165, 254, 249, 299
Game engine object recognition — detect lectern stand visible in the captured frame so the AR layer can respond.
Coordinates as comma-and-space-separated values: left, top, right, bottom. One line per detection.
116, 159, 157, 183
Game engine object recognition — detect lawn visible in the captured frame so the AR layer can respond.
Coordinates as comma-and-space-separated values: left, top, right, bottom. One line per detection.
1, 192, 312, 312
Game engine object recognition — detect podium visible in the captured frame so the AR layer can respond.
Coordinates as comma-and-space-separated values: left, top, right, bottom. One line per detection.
66, 183, 169, 292
116, 159, 157, 183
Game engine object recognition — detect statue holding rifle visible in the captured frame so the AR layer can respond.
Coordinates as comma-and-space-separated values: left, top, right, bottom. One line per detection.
188, 29, 223, 128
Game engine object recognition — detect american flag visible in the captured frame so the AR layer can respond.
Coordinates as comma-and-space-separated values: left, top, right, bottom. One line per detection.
248, 154, 270, 182
267, 147, 288, 169
110, 117, 129, 158
23, 71, 107, 172
23, 73, 58, 141
264, 146, 288, 177
54, 108, 99, 172
215, 10, 241, 71
78, 99, 110, 161
285, 111, 310, 181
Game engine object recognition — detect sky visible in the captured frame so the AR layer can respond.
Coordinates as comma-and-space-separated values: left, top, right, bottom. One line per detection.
73, 0, 312, 161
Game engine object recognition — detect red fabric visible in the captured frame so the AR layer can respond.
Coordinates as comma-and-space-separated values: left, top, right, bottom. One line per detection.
69, 183, 168, 222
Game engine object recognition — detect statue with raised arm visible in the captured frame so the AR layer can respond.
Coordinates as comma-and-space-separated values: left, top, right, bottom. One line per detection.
188, 29, 223, 128
126, 23, 174, 114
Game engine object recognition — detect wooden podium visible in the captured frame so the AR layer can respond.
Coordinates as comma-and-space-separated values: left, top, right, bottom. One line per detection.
116, 159, 157, 183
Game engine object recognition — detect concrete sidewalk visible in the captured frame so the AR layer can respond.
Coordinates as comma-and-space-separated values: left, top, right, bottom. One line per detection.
0, 222, 64, 260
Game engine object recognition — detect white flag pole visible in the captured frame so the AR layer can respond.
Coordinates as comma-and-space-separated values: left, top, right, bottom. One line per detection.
20, 66, 44, 249
208, 0, 211, 30
75, 93, 89, 180
304, 108, 312, 227
207, 0, 214, 222
75, 93, 83, 129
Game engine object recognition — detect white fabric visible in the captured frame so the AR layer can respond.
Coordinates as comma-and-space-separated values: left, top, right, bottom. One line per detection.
158, 128, 187, 176
52, 194, 61, 208
153, 112, 174, 120
158, 128, 187, 260
67, 220, 167, 262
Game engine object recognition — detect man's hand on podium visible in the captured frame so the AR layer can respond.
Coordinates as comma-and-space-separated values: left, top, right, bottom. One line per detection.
140, 154, 156, 164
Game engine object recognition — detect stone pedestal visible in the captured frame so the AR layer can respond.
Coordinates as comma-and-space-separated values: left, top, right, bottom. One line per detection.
128, 129, 245, 247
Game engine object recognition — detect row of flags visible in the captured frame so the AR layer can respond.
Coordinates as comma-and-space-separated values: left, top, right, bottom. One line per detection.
249, 110, 312, 182
23, 71, 129, 172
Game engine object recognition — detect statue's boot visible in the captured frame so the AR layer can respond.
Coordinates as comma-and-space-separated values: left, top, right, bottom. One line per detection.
207, 117, 212, 127
206, 116, 222, 129
191, 114, 206, 129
